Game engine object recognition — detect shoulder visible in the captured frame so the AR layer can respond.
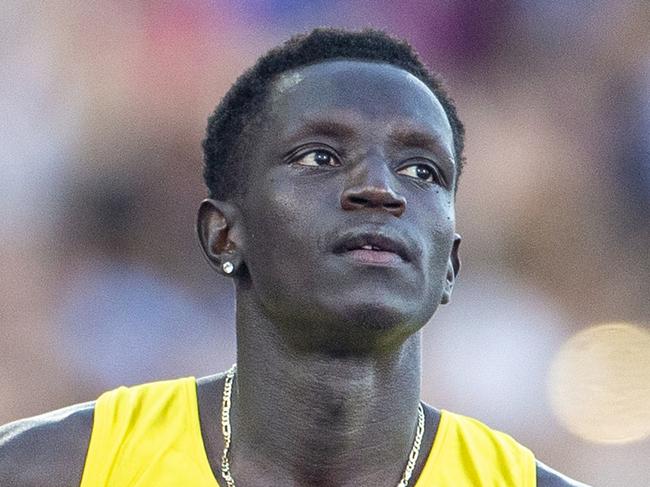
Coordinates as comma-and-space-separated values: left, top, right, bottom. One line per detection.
440, 410, 590, 486
536, 460, 592, 487
0, 401, 94, 487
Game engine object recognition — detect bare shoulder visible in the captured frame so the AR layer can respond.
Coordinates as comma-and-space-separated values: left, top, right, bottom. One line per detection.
536, 460, 592, 487
0, 401, 95, 487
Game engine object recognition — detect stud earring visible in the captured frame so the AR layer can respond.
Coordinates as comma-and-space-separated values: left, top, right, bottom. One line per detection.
222, 261, 234, 274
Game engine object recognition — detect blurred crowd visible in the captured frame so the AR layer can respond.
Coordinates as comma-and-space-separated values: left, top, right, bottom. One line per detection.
1, 1, 648, 485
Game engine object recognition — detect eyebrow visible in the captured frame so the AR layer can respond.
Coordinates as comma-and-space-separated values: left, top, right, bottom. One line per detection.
388, 128, 455, 166
284, 118, 358, 144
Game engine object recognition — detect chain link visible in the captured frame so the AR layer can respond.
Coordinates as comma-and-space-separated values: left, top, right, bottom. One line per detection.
220, 365, 237, 487
220, 364, 425, 487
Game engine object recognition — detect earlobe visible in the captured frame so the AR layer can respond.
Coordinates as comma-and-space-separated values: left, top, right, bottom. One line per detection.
197, 199, 243, 275
441, 234, 461, 305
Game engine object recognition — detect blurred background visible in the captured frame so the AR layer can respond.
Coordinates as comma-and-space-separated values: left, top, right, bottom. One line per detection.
1, 1, 649, 485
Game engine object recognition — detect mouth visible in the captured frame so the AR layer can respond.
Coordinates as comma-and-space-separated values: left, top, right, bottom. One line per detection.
332, 231, 411, 265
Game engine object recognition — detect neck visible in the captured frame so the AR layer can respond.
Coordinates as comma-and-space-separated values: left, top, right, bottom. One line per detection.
229, 292, 423, 486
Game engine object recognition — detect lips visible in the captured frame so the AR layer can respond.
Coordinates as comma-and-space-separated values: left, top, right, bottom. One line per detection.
332, 231, 412, 263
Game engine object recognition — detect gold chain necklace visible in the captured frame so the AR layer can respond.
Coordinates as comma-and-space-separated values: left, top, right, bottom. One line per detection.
220, 364, 425, 487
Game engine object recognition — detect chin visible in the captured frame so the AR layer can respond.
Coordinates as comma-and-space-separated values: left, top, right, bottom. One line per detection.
338, 302, 413, 330
318, 293, 434, 337
263, 286, 439, 353
278, 299, 430, 355
316, 304, 425, 356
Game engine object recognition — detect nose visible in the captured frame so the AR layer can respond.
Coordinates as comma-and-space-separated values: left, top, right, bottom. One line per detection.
340, 161, 406, 217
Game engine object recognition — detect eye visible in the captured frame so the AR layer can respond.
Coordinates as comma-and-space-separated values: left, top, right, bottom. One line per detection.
397, 163, 440, 184
292, 149, 341, 167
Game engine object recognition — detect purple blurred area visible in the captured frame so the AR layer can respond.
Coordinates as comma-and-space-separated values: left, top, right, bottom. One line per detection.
1, 1, 648, 485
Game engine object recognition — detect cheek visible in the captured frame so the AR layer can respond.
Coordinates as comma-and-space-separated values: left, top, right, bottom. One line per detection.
418, 201, 456, 281
252, 176, 310, 240
423, 230, 453, 289
243, 166, 341, 252
239, 177, 318, 282
238, 180, 336, 320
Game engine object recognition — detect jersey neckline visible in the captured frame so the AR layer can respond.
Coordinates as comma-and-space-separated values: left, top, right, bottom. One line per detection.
189, 376, 449, 487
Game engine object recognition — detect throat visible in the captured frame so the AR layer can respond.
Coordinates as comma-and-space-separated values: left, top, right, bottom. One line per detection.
224, 294, 430, 486
229, 349, 424, 486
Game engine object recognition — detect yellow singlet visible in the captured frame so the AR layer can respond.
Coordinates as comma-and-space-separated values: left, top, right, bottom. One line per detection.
80, 377, 536, 486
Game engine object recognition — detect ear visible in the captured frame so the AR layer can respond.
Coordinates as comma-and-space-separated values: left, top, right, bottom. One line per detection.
440, 234, 461, 305
197, 198, 243, 276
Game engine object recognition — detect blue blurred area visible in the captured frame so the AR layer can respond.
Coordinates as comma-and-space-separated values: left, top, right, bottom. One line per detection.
223, 0, 336, 24
58, 260, 232, 387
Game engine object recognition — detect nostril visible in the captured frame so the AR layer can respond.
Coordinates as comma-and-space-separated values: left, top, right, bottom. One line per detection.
383, 202, 402, 210
340, 187, 406, 216
384, 200, 406, 217
348, 196, 368, 207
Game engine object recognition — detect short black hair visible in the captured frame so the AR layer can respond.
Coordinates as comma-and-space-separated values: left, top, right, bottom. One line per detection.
203, 27, 465, 199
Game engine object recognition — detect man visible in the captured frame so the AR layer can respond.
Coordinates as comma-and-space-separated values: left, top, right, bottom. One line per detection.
0, 28, 588, 486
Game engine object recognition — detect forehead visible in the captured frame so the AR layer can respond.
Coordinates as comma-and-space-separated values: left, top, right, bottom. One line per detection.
265, 60, 453, 148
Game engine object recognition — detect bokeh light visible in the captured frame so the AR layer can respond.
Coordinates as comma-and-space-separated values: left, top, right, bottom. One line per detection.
548, 323, 650, 444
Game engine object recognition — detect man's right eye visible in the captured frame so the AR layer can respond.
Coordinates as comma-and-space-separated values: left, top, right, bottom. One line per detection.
293, 150, 341, 167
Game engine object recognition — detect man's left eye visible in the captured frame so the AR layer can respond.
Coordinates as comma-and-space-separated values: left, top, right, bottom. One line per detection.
293, 150, 341, 167
397, 163, 439, 183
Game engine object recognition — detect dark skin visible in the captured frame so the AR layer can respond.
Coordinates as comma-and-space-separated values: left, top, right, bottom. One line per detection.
0, 60, 588, 486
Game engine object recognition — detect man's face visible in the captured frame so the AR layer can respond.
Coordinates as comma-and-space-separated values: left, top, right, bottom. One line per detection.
236, 60, 458, 351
